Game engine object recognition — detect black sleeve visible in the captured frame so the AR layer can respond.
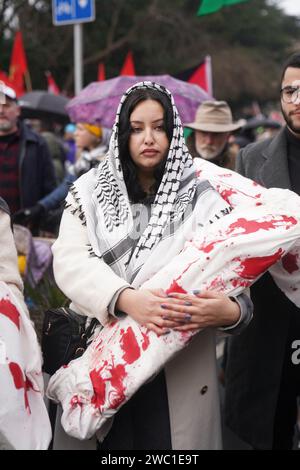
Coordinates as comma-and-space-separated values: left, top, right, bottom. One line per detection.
235, 147, 246, 176
39, 139, 57, 197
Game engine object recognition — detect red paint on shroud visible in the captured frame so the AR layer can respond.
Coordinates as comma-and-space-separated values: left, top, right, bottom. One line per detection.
90, 368, 106, 409
9, 362, 33, 413
179, 331, 194, 344
166, 255, 205, 294
70, 395, 83, 408
228, 216, 297, 235
201, 239, 223, 253
141, 331, 150, 351
166, 280, 187, 295
0, 298, 20, 329
231, 278, 251, 289
90, 361, 127, 411
220, 188, 237, 204
120, 327, 141, 364
107, 364, 127, 409
236, 249, 283, 280
282, 252, 298, 274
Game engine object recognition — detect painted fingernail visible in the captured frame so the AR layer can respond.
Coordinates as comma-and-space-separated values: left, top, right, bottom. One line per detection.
184, 301, 192, 306
162, 315, 169, 320
161, 304, 167, 309
163, 329, 171, 335
167, 294, 175, 298
184, 313, 192, 321
193, 289, 201, 295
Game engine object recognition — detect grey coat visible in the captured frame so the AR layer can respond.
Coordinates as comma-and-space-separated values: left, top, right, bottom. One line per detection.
224, 127, 300, 449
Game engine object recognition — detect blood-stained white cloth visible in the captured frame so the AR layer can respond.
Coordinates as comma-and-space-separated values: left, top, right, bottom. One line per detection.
47, 180, 300, 441
193, 158, 300, 305
0, 282, 52, 449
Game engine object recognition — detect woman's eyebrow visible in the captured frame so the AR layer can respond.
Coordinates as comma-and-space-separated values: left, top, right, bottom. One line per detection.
130, 118, 164, 124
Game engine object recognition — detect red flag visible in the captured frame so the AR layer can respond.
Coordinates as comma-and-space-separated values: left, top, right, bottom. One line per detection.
45, 71, 60, 95
9, 31, 28, 96
98, 63, 106, 81
120, 51, 136, 76
176, 56, 213, 96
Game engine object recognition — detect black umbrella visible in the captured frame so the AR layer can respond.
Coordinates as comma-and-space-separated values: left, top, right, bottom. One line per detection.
19, 91, 70, 123
243, 116, 282, 131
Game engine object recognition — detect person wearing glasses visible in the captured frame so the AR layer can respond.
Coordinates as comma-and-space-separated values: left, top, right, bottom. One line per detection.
223, 53, 300, 450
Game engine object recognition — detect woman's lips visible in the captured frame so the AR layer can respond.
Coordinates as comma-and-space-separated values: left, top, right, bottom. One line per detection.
142, 150, 159, 156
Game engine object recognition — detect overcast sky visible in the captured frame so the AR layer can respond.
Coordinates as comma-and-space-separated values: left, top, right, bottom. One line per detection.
278, 0, 300, 16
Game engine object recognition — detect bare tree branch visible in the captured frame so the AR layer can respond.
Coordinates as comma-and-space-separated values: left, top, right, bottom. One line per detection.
0, 0, 41, 36
84, 0, 159, 67
106, 0, 126, 49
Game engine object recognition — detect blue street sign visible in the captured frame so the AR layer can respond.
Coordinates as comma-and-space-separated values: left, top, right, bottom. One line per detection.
52, 0, 95, 26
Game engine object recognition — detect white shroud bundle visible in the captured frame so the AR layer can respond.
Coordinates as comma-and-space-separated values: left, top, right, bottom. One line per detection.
47, 164, 300, 440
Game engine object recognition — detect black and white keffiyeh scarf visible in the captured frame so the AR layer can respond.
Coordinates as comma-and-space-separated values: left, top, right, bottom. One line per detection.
67, 82, 223, 284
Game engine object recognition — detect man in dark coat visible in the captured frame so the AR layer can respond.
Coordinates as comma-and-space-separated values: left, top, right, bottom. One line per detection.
224, 53, 300, 450
0, 84, 56, 233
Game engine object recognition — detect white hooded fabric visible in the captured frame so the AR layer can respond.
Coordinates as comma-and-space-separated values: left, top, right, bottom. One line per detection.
0, 281, 52, 449
47, 83, 300, 441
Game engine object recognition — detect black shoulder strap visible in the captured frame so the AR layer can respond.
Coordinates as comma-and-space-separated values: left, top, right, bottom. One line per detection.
0, 198, 10, 215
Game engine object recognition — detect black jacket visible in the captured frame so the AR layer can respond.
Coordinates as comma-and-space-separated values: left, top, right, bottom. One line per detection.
18, 122, 57, 209
224, 128, 300, 449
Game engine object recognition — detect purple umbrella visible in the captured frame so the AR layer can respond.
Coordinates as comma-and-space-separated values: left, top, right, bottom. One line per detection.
66, 75, 212, 128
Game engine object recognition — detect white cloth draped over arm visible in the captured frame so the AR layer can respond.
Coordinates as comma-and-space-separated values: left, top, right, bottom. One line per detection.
52, 204, 131, 326
0, 208, 52, 450
0, 210, 27, 315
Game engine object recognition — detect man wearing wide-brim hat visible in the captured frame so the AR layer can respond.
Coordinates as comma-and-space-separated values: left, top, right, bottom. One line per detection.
185, 100, 245, 170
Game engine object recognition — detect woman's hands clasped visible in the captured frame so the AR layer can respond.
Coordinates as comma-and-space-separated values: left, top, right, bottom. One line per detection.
116, 288, 188, 335
116, 288, 241, 335
161, 290, 241, 332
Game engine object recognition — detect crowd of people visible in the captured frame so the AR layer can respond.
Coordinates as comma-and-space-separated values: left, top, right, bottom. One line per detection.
0, 51, 300, 450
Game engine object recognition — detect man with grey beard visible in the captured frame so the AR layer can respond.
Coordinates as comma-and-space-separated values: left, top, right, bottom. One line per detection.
0, 84, 56, 233
185, 100, 244, 170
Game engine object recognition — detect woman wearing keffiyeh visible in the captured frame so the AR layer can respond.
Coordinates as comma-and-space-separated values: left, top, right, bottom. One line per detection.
48, 82, 300, 449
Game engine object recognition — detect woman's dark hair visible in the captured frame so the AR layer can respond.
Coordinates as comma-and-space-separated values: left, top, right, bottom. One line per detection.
118, 87, 174, 203
280, 52, 300, 86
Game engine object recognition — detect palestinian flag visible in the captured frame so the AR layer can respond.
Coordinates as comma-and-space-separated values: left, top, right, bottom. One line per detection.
176, 55, 213, 95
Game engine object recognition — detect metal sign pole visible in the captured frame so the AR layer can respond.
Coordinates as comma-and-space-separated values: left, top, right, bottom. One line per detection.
74, 22, 83, 95
53, 0, 95, 95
